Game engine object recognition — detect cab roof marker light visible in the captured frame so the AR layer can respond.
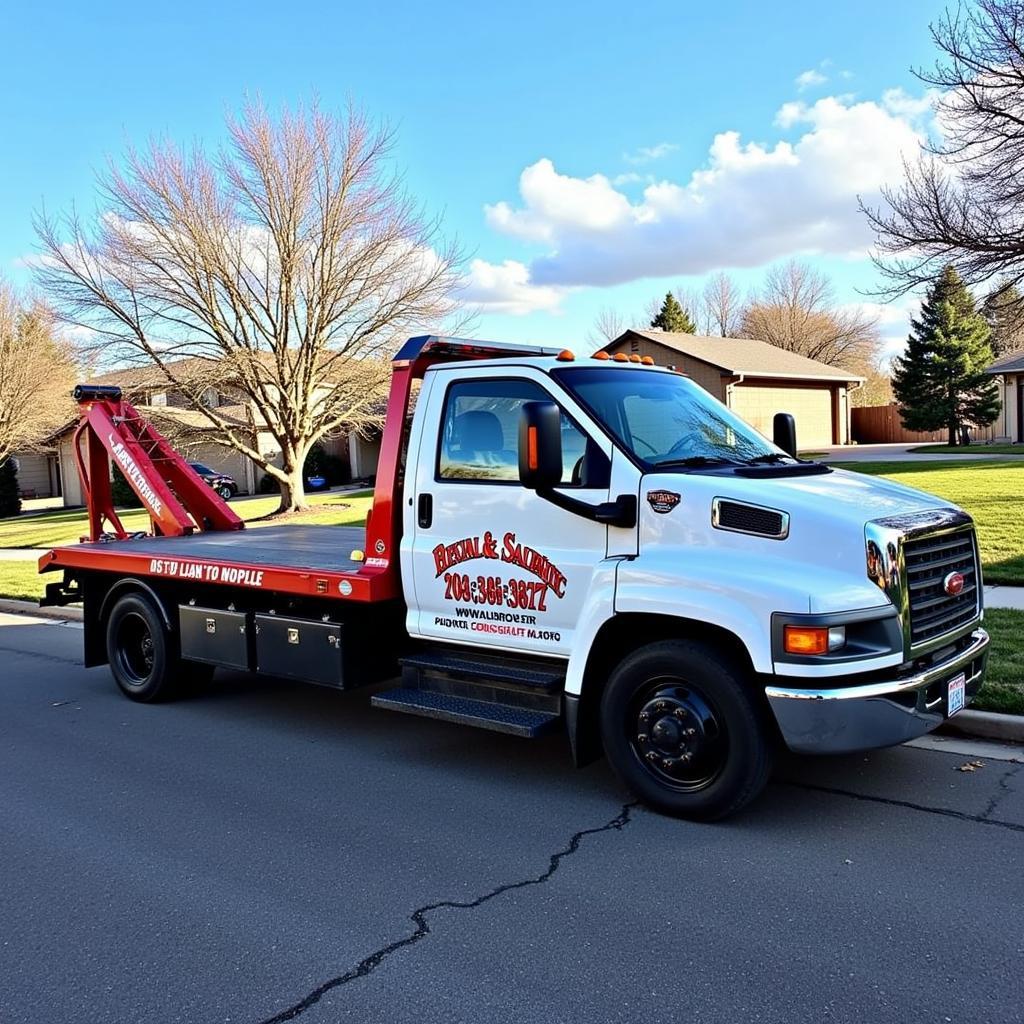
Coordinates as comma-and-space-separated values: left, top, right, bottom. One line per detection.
556, 349, 576, 362
641, 356, 655, 365
629, 354, 642, 363
612, 352, 629, 362
593, 351, 611, 361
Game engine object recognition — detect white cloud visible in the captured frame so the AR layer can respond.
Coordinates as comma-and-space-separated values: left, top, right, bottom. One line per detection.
623, 142, 679, 165
484, 93, 930, 289
882, 87, 940, 122
796, 68, 827, 91
460, 258, 569, 316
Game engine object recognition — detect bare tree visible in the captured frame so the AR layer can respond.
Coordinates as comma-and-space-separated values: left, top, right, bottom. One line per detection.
35, 101, 461, 512
864, 1, 1024, 300
0, 281, 77, 468
740, 260, 879, 369
586, 306, 627, 349
702, 271, 745, 337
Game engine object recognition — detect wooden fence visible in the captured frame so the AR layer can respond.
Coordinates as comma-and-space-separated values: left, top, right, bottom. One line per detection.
851, 404, 994, 445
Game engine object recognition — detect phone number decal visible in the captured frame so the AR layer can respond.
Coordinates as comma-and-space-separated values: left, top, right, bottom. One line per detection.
443, 572, 549, 611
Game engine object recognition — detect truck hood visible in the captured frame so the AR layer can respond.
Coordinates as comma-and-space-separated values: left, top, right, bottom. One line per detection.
637, 466, 959, 614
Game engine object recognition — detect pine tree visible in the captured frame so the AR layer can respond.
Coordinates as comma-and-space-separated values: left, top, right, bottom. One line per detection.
893, 265, 1001, 446
651, 292, 696, 333
0, 457, 21, 518
981, 281, 1024, 357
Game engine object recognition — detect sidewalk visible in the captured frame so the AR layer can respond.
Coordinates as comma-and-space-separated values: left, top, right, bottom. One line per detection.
821, 443, 1024, 463
984, 585, 1024, 611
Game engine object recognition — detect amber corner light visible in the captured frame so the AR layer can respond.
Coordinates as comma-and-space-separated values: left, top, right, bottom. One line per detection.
783, 625, 829, 656
593, 351, 611, 360
556, 349, 575, 362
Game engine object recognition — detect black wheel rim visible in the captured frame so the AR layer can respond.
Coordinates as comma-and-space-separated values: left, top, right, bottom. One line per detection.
627, 677, 729, 793
115, 612, 156, 687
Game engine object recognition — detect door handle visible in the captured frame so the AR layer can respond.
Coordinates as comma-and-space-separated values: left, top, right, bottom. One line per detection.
418, 493, 433, 528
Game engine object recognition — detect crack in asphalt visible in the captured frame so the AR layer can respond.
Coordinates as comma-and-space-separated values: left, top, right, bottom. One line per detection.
783, 781, 1024, 833
255, 801, 639, 1024
0, 643, 82, 667
982, 762, 1024, 821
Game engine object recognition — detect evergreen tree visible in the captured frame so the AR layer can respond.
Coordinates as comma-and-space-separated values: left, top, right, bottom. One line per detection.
981, 281, 1024, 357
0, 457, 21, 518
651, 292, 696, 333
893, 265, 1000, 446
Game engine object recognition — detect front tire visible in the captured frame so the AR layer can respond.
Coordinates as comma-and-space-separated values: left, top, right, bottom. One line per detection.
105, 593, 182, 703
218, 484, 234, 501
600, 640, 773, 821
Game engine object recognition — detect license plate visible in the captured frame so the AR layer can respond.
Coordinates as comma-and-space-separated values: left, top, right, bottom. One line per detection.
947, 673, 966, 717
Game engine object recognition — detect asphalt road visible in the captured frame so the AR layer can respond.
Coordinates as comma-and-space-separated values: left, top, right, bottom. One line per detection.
1, 612, 1022, 1024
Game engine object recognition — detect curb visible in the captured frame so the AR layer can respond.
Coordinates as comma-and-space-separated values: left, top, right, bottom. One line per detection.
938, 709, 1024, 744
0, 598, 83, 622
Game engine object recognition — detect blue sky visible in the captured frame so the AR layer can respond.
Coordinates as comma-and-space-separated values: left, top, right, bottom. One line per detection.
0, 0, 946, 355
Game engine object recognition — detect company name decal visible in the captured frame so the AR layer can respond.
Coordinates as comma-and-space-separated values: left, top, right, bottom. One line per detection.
108, 433, 164, 517
148, 558, 264, 587
647, 489, 680, 514
432, 531, 567, 598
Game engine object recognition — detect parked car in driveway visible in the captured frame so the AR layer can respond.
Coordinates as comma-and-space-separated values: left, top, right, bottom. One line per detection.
188, 463, 238, 500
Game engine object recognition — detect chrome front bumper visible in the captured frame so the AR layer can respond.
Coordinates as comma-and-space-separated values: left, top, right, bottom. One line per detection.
765, 628, 990, 755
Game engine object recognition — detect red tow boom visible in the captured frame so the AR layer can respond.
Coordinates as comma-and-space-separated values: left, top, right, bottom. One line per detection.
70, 385, 245, 542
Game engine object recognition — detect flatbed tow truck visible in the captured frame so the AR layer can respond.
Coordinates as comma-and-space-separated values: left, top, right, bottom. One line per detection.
39, 336, 990, 820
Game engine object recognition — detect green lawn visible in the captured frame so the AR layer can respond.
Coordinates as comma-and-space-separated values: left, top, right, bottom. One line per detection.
0, 562, 46, 602
836, 460, 1024, 585
975, 608, 1024, 715
906, 443, 1024, 455
0, 491, 374, 550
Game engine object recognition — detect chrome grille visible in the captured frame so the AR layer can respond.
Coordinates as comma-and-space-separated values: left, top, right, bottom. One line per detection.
904, 529, 980, 646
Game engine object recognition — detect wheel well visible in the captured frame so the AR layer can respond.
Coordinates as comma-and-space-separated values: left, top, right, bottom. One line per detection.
83, 575, 176, 667
571, 614, 757, 767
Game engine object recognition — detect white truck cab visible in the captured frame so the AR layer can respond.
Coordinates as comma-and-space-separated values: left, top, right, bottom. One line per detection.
398, 350, 988, 817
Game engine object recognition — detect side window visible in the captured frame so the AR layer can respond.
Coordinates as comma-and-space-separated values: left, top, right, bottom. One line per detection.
438, 379, 592, 485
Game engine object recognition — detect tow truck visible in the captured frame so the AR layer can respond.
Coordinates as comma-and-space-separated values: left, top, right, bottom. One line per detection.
39, 336, 990, 820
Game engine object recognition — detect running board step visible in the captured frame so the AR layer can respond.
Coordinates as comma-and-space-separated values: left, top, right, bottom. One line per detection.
399, 649, 566, 691
371, 687, 561, 738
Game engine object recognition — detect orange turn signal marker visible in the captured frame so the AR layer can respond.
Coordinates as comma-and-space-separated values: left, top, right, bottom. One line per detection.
641, 355, 655, 365
556, 349, 575, 362
629, 354, 642, 363
783, 625, 829, 655
612, 352, 629, 362
593, 351, 610, 360
527, 425, 538, 470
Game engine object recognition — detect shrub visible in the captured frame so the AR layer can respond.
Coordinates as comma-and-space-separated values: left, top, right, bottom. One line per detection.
0, 458, 21, 518
111, 465, 143, 508
258, 473, 280, 494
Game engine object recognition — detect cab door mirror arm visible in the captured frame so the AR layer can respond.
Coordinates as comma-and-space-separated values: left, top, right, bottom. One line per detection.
518, 402, 637, 528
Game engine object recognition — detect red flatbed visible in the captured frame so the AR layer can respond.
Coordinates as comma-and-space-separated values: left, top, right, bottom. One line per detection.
39, 524, 382, 602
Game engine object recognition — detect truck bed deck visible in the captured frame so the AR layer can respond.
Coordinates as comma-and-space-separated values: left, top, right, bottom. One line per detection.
40, 524, 389, 603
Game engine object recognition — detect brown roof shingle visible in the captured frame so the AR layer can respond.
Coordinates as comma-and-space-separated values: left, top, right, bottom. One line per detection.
605, 330, 864, 383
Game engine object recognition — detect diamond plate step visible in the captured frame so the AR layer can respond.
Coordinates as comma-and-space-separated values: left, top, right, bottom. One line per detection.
371, 687, 561, 738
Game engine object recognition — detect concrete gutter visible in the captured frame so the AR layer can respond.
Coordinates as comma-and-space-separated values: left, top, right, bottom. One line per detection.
0, 598, 82, 622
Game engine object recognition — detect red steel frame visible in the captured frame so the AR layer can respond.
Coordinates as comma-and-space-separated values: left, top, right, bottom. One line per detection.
41, 337, 560, 604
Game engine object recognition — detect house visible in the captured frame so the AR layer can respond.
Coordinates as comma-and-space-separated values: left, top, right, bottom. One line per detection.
986, 351, 1024, 443
48, 358, 384, 507
602, 330, 865, 447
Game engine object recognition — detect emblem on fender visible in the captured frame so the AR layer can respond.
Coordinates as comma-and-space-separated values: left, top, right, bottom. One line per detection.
646, 490, 681, 514
943, 571, 965, 597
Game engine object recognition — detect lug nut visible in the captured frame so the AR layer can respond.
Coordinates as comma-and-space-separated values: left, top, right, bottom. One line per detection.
682, 752, 694, 762
673, 707, 687, 718
637, 733, 648, 742
655, 701, 667, 710
662, 759, 674, 769
685, 728, 697, 737
646, 751, 658, 762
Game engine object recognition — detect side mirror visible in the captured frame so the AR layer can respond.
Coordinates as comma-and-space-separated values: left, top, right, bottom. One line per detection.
773, 412, 797, 458
518, 402, 563, 490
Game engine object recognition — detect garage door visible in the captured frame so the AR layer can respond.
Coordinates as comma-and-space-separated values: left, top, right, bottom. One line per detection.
730, 385, 835, 448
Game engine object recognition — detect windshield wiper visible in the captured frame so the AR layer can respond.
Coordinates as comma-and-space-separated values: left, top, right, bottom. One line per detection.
652, 455, 742, 469
742, 453, 794, 465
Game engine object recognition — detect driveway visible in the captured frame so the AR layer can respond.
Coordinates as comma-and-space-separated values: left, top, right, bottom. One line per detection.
1, 610, 1022, 1024
819, 443, 1024, 462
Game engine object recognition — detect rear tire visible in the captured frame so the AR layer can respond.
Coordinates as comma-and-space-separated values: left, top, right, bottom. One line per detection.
105, 593, 182, 703
600, 639, 773, 821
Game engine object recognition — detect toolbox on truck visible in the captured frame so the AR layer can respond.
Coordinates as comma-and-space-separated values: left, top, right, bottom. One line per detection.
179, 606, 251, 671
254, 614, 344, 688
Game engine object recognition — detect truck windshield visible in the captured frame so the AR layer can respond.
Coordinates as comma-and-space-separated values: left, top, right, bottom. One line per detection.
553, 366, 782, 468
